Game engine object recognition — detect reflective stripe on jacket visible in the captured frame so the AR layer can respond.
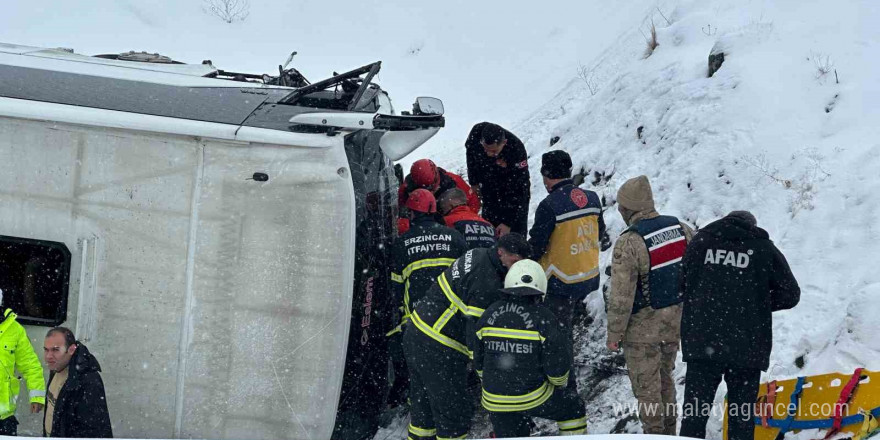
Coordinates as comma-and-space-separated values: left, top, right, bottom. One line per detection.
409, 247, 507, 358
389, 217, 467, 335
473, 296, 569, 412
0, 309, 46, 420
529, 180, 606, 298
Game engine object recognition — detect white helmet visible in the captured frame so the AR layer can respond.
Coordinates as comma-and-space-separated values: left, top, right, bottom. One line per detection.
501, 259, 547, 296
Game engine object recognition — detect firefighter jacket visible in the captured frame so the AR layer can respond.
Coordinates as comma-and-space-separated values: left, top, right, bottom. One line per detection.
390, 216, 467, 328
473, 296, 570, 412
529, 179, 608, 299
409, 247, 507, 358
465, 122, 530, 230
0, 309, 46, 420
398, 168, 480, 234
443, 205, 496, 250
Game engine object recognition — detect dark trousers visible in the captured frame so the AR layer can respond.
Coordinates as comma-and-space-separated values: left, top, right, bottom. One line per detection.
543, 295, 578, 388
0, 416, 18, 436
386, 331, 409, 408
403, 324, 472, 439
489, 387, 587, 438
680, 361, 761, 440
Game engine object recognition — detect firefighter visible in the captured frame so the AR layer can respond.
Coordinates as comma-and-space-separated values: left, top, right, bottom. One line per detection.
399, 159, 480, 234
387, 189, 468, 408
403, 234, 532, 440
438, 188, 496, 250
605, 175, 694, 435
528, 150, 610, 388
465, 122, 530, 236
474, 259, 587, 438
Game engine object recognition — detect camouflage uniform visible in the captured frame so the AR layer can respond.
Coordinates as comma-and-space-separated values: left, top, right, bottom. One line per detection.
606, 176, 694, 435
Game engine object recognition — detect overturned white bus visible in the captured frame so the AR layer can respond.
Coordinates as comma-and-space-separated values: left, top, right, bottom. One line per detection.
0, 43, 440, 440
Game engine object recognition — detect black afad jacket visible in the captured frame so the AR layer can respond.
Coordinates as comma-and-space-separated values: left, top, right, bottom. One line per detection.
473, 296, 570, 412
680, 215, 800, 371
409, 247, 507, 358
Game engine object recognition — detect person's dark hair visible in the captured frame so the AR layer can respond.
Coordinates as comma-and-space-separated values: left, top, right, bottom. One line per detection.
46, 327, 76, 349
480, 123, 506, 145
438, 188, 468, 213
496, 233, 532, 257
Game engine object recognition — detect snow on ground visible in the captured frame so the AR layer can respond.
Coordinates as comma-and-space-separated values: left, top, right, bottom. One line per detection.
404, 0, 879, 438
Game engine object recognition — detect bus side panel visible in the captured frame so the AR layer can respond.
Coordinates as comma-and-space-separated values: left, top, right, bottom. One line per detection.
0, 117, 196, 437
180, 139, 355, 440
0, 116, 356, 440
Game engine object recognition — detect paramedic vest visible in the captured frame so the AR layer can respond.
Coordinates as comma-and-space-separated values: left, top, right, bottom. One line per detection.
538, 185, 603, 296
625, 215, 687, 313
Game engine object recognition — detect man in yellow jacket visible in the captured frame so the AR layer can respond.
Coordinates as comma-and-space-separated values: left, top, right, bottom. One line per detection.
0, 289, 47, 436
528, 150, 610, 388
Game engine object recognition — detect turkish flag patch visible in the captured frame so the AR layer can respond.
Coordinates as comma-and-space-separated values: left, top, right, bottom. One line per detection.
516, 160, 528, 169
570, 189, 588, 208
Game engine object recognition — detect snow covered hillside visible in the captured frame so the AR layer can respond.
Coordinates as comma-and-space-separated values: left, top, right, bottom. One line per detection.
403, 0, 879, 438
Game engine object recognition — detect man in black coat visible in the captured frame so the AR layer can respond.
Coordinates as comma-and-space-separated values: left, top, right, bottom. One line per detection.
465, 122, 530, 236
679, 211, 800, 440
42, 327, 112, 438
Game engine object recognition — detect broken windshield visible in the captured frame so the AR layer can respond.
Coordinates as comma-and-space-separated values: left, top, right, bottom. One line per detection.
280, 61, 383, 112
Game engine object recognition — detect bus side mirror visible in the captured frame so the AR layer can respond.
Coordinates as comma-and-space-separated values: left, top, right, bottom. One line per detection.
413, 97, 444, 116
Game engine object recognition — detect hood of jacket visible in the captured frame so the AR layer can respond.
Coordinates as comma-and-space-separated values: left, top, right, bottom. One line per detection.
66, 342, 102, 381
702, 215, 770, 241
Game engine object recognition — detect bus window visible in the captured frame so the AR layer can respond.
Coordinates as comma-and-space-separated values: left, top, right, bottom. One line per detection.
0, 236, 71, 326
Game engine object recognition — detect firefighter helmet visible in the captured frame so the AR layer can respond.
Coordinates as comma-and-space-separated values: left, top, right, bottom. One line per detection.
500, 259, 547, 296
405, 188, 437, 214
410, 159, 439, 188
